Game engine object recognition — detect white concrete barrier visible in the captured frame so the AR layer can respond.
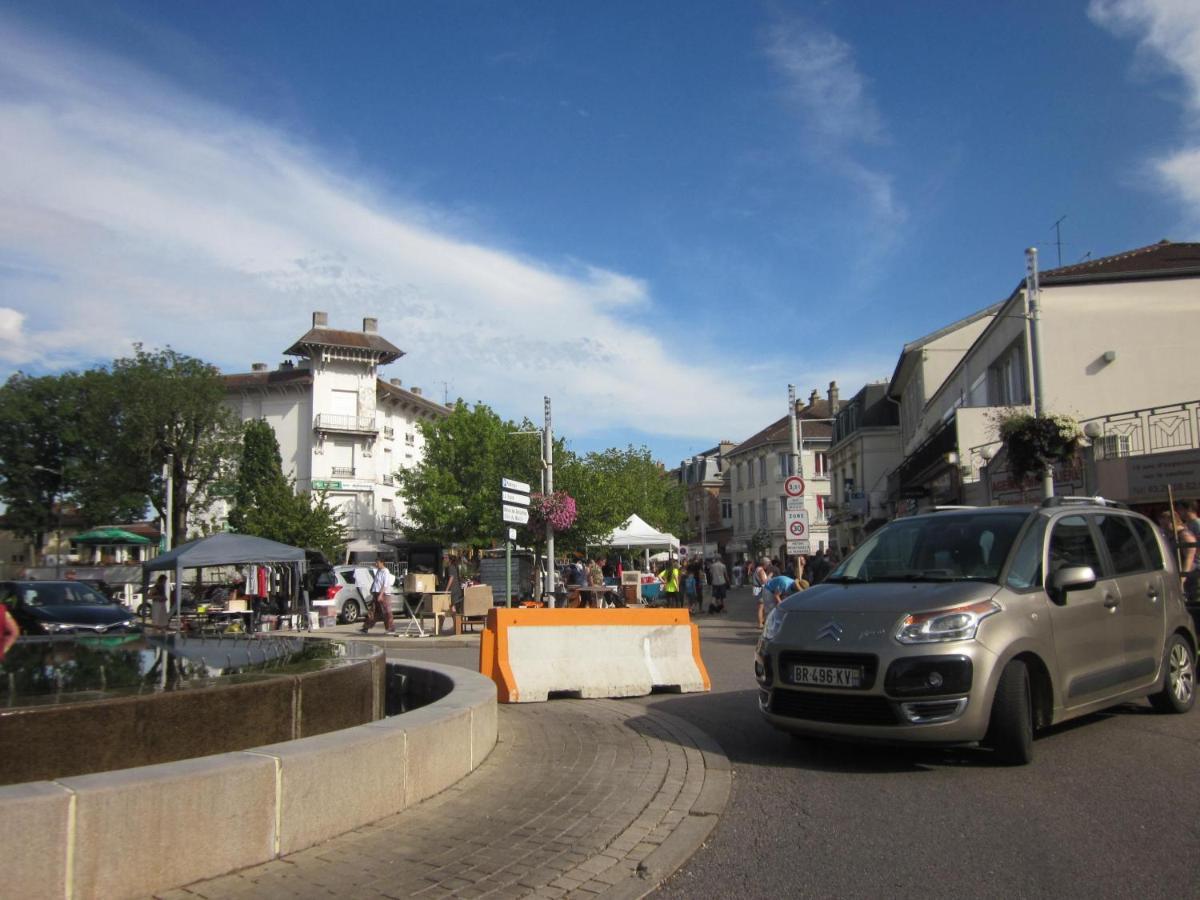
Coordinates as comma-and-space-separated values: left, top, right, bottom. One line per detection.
479, 608, 710, 702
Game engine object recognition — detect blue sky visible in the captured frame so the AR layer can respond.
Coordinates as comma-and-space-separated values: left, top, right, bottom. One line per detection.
2, 1, 1199, 466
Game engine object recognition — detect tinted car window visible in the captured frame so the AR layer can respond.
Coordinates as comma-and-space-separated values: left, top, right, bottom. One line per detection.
1129, 517, 1165, 570
1096, 514, 1147, 575
15, 582, 111, 606
1048, 515, 1104, 575
1005, 516, 1047, 590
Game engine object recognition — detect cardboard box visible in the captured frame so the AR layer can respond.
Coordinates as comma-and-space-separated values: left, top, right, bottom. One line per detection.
403, 573, 436, 594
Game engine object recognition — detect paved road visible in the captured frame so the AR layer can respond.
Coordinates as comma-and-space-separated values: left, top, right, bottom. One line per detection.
395, 587, 1200, 898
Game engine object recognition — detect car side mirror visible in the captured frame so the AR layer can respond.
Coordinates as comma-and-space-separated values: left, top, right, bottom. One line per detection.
1050, 565, 1097, 596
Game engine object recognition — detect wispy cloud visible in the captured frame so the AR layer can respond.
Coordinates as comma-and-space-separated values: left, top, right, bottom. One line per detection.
0, 15, 780, 444
762, 16, 904, 229
1090, 0, 1200, 222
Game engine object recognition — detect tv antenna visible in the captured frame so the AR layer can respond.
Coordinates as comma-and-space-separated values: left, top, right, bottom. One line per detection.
1050, 215, 1067, 267
441, 381, 450, 405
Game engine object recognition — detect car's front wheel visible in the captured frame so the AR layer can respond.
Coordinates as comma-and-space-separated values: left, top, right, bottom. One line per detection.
986, 659, 1034, 765
1148, 634, 1195, 714
339, 597, 362, 625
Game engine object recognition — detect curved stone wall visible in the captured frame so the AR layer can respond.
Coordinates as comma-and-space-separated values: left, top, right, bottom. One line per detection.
0, 639, 386, 786
0, 659, 498, 900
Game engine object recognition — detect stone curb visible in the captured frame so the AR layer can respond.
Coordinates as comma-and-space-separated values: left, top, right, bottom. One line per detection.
603, 702, 732, 899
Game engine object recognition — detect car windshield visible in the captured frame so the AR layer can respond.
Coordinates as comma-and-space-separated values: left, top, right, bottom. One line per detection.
7, 582, 112, 607
827, 512, 1029, 584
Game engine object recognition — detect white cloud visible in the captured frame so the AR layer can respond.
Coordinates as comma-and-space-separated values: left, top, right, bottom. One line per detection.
0, 16, 780, 443
762, 16, 904, 229
1090, 0, 1200, 218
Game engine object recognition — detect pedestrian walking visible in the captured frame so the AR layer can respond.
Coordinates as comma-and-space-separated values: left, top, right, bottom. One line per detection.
361, 559, 397, 635
708, 556, 728, 614
683, 569, 698, 612
660, 558, 681, 608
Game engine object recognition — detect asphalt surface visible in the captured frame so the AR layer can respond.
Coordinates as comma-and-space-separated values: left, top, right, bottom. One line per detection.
391, 587, 1200, 899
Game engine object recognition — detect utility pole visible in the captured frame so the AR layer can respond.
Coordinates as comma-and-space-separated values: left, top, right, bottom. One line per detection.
788, 385, 802, 580
544, 396, 555, 605
1025, 248, 1054, 500
164, 453, 175, 549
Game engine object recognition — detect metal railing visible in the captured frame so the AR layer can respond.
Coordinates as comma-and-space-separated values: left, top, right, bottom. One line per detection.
382, 426, 395, 439
313, 414, 378, 433
380, 474, 394, 486
1082, 399, 1200, 459
331, 466, 355, 477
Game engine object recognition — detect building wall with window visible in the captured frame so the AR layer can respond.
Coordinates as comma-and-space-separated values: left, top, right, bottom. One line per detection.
222, 312, 448, 545
726, 392, 833, 561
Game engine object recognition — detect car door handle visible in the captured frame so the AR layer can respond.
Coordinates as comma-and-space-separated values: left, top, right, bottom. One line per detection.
1103, 595, 1119, 610
1146, 586, 1159, 603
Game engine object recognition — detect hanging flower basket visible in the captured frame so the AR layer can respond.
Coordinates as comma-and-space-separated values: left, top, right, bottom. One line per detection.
529, 490, 577, 533
998, 412, 1081, 484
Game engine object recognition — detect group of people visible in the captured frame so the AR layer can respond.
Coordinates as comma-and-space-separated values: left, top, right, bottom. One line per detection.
655, 557, 730, 613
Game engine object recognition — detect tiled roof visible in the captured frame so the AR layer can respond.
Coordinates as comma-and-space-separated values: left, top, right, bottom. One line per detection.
1040, 240, 1200, 283
729, 402, 834, 456
284, 327, 404, 363
223, 369, 314, 390
377, 379, 450, 415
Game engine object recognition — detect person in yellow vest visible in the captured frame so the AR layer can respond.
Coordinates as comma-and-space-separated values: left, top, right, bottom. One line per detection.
660, 558, 681, 608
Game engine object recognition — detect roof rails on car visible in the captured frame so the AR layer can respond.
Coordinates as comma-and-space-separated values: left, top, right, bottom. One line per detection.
930, 505, 978, 512
1040, 495, 1129, 510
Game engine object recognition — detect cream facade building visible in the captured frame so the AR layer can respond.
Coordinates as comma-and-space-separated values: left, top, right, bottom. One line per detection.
889, 241, 1200, 509
727, 391, 833, 562
223, 312, 448, 546
826, 382, 900, 554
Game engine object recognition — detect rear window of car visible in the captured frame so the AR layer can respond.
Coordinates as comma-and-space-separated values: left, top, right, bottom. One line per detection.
1095, 514, 1148, 575
1129, 517, 1165, 571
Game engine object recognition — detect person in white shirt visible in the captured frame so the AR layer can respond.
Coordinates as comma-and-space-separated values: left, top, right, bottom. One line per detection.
361, 559, 396, 635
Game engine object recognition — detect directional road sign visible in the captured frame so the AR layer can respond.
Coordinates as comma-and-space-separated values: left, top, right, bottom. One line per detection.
501, 477, 531, 493
502, 505, 530, 525
784, 475, 806, 497
501, 490, 530, 506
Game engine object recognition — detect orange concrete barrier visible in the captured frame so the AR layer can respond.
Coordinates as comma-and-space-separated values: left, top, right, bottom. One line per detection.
478, 607, 710, 703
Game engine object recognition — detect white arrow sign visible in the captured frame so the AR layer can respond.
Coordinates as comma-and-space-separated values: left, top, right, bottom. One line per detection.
501, 477, 531, 494
501, 490, 530, 506
502, 504, 530, 525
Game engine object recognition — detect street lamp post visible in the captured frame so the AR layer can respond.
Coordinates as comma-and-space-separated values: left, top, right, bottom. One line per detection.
1025, 247, 1054, 500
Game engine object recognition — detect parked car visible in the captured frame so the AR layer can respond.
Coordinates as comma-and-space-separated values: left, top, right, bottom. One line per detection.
0, 580, 141, 635
313, 565, 376, 624
756, 498, 1196, 764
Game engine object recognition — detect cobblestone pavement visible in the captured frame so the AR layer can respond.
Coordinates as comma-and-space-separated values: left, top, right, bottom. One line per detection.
167, 699, 730, 900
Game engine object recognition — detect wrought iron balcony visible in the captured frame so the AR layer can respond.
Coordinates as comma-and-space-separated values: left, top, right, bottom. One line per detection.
382, 426, 395, 439
313, 413, 378, 434
331, 466, 355, 478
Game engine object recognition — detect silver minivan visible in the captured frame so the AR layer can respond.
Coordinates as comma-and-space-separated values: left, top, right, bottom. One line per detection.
756, 499, 1196, 764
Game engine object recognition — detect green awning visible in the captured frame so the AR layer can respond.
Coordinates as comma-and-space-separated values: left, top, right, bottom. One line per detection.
70, 527, 153, 546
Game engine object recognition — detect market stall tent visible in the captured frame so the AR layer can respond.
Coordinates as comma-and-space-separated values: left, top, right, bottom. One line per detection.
143, 533, 307, 622
603, 514, 680, 571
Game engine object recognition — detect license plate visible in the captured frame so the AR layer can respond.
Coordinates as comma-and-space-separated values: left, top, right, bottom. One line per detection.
792, 664, 862, 688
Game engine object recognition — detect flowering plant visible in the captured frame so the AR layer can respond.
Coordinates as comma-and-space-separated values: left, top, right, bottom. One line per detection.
998, 412, 1081, 484
529, 490, 577, 532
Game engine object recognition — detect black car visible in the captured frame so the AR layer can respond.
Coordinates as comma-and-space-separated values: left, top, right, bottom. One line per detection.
0, 580, 141, 635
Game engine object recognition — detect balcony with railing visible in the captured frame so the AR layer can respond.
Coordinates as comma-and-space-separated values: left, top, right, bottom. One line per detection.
313, 413, 378, 435
1082, 399, 1200, 459
331, 466, 355, 478
380, 473, 394, 486
382, 425, 395, 439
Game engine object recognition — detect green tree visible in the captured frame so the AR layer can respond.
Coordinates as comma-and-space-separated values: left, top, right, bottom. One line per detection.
228, 419, 345, 560
0, 372, 87, 553
74, 345, 240, 545
397, 401, 543, 548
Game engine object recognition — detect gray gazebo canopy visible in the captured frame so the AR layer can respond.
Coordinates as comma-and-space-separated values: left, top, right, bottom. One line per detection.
143, 532, 308, 621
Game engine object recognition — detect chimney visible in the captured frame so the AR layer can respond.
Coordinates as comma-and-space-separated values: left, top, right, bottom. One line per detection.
312, 311, 328, 327
808, 388, 820, 407
827, 380, 840, 413
279, 360, 294, 370
411, 386, 422, 396
389, 378, 402, 386
251, 362, 268, 372
363, 317, 378, 333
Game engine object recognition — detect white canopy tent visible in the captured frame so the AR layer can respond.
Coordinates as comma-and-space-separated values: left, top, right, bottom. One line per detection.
603, 514, 680, 571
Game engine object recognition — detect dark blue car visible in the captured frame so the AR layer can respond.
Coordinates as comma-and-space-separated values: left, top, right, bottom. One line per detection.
0, 580, 140, 635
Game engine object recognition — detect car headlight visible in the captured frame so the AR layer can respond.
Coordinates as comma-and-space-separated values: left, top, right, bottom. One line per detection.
762, 607, 787, 641
895, 599, 1000, 644
43, 622, 74, 634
